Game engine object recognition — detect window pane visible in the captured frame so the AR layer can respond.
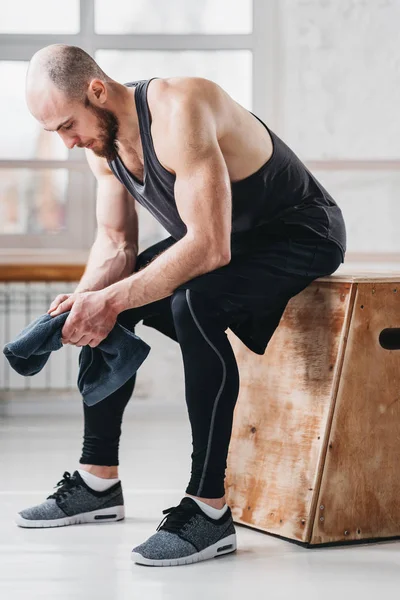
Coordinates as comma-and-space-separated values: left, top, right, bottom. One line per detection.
0, 169, 68, 235
0, 62, 67, 160
281, 0, 400, 160
96, 50, 252, 109
95, 0, 252, 34
313, 169, 399, 253
0, 0, 79, 33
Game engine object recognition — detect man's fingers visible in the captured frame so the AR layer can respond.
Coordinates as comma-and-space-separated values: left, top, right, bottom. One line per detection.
61, 334, 99, 347
73, 335, 94, 347
49, 297, 75, 317
47, 296, 66, 313
79, 338, 99, 348
47, 294, 71, 314
61, 320, 77, 344
61, 325, 73, 344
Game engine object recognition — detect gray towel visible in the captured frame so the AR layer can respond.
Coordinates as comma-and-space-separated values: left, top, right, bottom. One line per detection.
3, 312, 150, 406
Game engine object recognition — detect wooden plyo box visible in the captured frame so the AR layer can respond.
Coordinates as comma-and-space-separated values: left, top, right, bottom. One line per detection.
225, 273, 400, 547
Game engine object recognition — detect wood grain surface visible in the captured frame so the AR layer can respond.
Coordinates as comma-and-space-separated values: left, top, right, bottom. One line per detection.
0, 265, 84, 281
225, 280, 354, 542
311, 282, 400, 544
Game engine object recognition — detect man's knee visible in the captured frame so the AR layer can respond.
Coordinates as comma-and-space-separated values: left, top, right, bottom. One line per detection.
170, 289, 190, 328
171, 289, 228, 333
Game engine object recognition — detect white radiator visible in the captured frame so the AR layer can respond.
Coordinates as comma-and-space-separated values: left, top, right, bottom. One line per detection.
0, 282, 81, 390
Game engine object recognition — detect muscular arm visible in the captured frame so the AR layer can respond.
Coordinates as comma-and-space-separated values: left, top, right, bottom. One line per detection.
107, 81, 232, 312
75, 151, 138, 293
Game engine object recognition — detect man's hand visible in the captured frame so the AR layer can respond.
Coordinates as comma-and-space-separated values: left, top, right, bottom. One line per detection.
47, 293, 75, 315
47, 291, 95, 316
50, 290, 119, 348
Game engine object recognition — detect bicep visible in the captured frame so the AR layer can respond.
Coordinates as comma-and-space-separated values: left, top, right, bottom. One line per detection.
161, 88, 232, 252
174, 144, 231, 243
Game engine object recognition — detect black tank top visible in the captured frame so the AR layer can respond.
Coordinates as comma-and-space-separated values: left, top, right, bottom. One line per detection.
108, 79, 346, 257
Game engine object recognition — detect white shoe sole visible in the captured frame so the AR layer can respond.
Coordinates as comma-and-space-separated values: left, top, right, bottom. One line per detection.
131, 533, 237, 566
15, 505, 125, 528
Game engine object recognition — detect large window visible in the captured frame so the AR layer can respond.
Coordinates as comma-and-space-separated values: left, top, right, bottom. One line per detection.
94, 0, 252, 34
0, 0, 268, 253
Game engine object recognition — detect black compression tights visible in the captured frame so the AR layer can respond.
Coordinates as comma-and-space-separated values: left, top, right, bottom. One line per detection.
80, 289, 240, 498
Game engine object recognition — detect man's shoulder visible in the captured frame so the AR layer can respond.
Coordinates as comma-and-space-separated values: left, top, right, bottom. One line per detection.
149, 77, 221, 117
148, 78, 222, 170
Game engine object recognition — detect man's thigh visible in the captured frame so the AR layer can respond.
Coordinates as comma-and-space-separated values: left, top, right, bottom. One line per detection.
174, 234, 342, 353
119, 233, 342, 341
175, 235, 342, 317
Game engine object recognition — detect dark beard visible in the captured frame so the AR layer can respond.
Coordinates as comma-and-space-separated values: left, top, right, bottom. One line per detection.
84, 96, 119, 161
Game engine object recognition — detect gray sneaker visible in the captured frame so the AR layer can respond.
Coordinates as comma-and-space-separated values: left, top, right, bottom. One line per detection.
131, 497, 237, 567
15, 471, 125, 528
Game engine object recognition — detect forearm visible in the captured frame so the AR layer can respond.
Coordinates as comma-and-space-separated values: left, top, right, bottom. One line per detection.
75, 231, 137, 293
107, 235, 227, 312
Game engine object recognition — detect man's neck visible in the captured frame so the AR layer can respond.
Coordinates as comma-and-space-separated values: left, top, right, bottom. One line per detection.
113, 84, 141, 151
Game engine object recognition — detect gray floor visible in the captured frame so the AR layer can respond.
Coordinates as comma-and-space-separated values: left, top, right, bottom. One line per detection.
1, 395, 399, 600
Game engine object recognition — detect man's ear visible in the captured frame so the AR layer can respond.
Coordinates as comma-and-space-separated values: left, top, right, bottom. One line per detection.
87, 79, 107, 104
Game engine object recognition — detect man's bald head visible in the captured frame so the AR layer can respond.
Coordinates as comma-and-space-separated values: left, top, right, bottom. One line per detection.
26, 44, 111, 102
26, 45, 121, 160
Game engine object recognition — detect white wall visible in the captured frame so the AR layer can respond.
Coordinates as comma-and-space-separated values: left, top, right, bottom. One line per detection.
277, 0, 400, 256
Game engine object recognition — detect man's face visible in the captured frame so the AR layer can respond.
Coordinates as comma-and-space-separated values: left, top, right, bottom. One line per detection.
79, 96, 120, 161
32, 89, 120, 161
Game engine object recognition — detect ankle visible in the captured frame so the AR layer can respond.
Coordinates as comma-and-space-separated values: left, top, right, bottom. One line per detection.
79, 464, 119, 479
186, 494, 226, 510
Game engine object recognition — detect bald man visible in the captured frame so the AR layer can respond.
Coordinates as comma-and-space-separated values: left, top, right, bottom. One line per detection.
17, 45, 346, 566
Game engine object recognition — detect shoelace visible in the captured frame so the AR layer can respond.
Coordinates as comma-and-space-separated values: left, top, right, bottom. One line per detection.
47, 471, 79, 501
156, 503, 194, 533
